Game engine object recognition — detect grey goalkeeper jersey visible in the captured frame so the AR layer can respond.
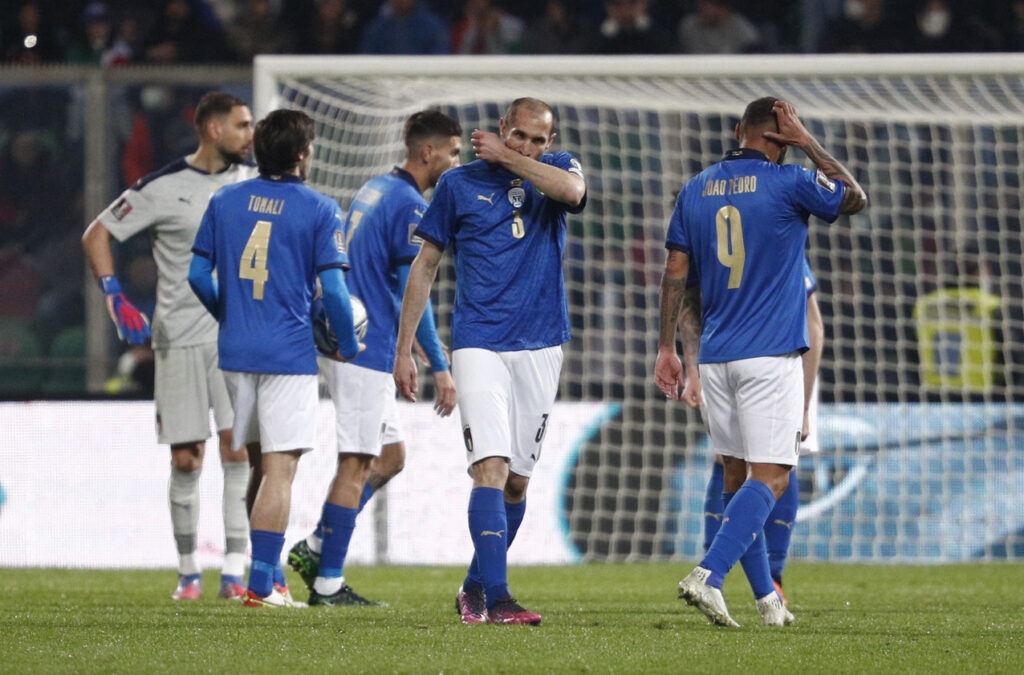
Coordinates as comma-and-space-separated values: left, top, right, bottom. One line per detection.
100, 158, 258, 349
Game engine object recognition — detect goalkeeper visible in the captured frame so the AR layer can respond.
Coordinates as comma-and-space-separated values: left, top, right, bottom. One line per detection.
287, 110, 461, 606
82, 92, 257, 602
395, 98, 586, 625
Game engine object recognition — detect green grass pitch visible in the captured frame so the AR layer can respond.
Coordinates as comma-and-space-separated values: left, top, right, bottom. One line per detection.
4, 562, 1022, 673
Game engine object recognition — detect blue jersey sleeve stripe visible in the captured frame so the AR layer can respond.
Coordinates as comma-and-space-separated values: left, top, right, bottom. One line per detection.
414, 229, 444, 249
665, 242, 689, 253
191, 247, 211, 258
394, 255, 416, 266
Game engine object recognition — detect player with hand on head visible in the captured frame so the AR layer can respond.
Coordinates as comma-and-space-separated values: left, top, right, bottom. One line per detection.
395, 97, 586, 625
287, 110, 462, 607
82, 91, 256, 601
188, 108, 364, 608
656, 97, 865, 627
691, 258, 825, 607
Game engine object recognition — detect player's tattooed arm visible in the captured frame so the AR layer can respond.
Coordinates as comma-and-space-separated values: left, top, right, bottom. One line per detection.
655, 249, 691, 400
678, 285, 702, 375
765, 100, 867, 215
798, 137, 867, 215
658, 250, 690, 351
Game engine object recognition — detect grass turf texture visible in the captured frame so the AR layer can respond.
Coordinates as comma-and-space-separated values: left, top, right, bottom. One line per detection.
4, 563, 1022, 674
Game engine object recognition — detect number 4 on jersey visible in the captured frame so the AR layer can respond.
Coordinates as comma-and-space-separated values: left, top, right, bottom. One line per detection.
239, 220, 272, 299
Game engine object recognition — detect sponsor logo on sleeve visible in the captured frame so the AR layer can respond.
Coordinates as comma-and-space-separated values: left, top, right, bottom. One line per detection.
111, 197, 133, 220
815, 169, 836, 193
334, 230, 346, 253
568, 158, 584, 178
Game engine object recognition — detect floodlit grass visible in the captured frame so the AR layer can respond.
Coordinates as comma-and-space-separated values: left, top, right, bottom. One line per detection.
3, 562, 1023, 673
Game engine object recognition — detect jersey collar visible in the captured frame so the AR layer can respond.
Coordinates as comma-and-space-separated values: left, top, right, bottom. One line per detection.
390, 166, 419, 191
723, 148, 769, 162
258, 173, 303, 183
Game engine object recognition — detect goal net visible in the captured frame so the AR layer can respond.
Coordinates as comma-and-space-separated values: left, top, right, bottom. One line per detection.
255, 55, 1024, 563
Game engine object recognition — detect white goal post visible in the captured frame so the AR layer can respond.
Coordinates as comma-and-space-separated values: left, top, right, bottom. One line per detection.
254, 54, 1024, 563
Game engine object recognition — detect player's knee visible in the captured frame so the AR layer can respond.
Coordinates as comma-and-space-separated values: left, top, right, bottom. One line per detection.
170, 443, 204, 472
504, 473, 529, 502
376, 443, 406, 479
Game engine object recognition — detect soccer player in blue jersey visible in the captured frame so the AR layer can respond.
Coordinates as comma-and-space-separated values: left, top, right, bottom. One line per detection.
394, 97, 586, 625
286, 110, 462, 606
82, 91, 256, 601
655, 97, 865, 627
188, 109, 363, 608
693, 258, 824, 607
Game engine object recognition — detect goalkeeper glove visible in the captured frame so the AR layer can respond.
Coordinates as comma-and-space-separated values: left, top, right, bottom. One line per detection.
99, 274, 151, 345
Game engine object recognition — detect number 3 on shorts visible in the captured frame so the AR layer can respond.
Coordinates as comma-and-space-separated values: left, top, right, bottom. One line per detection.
239, 220, 273, 299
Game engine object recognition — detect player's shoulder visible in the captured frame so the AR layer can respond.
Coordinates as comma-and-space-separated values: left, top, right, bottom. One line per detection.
130, 157, 191, 192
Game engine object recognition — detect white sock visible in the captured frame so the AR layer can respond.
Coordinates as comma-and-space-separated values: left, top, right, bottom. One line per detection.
313, 575, 343, 596
221, 461, 249, 576
169, 467, 201, 575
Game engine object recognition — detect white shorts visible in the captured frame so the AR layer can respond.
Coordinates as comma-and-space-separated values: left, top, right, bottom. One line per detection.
154, 343, 232, 445
222, 371, 318, 454
321, 359, 401, 457
800, 377, 820, 456
452, 346, 563, 478
700, 352, 803, 467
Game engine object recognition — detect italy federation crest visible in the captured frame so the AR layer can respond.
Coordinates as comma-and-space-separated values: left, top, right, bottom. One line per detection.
507, 186, 526, 209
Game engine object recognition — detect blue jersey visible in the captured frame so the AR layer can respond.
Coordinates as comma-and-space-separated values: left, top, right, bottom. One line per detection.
192, 174, 348, 375
667, 148, 843, 363
341, 167, 425, 372
415, 153, 584, 351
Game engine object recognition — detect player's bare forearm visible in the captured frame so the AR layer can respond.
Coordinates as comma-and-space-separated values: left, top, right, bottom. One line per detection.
82, 219, 116, 280
678, 286, 702, 374
803, 292, 825, 412
396, 243, 442, 355
472, 130, 584, 206
503, 153, 585, 207
765, 100, 867, 214
658, 250, 690, 352
798, 137, 867, 214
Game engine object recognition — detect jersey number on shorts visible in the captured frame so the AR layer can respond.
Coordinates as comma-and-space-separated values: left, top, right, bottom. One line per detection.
715, 205, 745, 289
239, 219, 273, 300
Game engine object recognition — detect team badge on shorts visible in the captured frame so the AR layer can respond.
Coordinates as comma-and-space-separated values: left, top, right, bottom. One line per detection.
463, 426, 474, 453
794, 431, 801, 457
507, 186, 525, 209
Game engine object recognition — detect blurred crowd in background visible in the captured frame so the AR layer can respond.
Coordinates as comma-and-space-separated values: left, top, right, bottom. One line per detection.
0, 0, 1021, 399
2, 0, 1023, 65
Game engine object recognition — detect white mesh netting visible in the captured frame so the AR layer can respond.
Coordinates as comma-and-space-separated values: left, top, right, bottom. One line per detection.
257, 56, 1024, 562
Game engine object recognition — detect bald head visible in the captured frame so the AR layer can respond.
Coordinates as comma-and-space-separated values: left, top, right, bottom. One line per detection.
505, 97, 556, 134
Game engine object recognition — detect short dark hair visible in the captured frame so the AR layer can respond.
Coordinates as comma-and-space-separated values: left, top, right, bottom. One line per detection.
193, 91, 247, 134
254, 109, 315, 175
739, 96, 779, 135
504, 97, 557, 134
404, 110, 462, 153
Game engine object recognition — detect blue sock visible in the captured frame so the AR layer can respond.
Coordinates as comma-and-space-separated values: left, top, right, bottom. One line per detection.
358, 483, 376, 513
313, 520, 324, 541
320, 502, 358, 580
464, 499, 526, 592
765, 472, 799, 584
703, 462, 725, 552
467, 487, 509, 608
273, 563, 285, 587
248, 529, 285, 597
699, 480, 775, 589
